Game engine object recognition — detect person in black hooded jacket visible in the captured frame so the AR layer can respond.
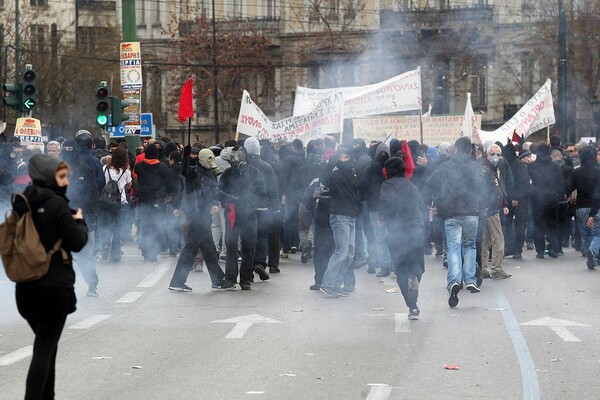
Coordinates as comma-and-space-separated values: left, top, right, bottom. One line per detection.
350, 138, 371, 269
527, 143, 566, 258
379, 157, 425, 320
14, 154, 88, 400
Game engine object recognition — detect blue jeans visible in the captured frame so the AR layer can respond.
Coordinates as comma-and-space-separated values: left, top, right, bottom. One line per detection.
587, 215, 600, 257
322, 214, 356, 289
576, 208, 593, 254
369, 211, 393, 270
354, 203, 368, 262
444, 216, 478, 291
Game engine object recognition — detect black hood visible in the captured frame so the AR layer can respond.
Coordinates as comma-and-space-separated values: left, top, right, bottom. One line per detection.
536, 143, 552, 163
408, 140, 421, 159
501, 142, 519, 164
28, 154, 63, 188
383, 157, 405, 179
580, 147, 596, 166
374, 143, 390, 165
351, 138, 367, 158
145, 144, 159, 160
389, 139, 401, 157
260, 144, 277, 163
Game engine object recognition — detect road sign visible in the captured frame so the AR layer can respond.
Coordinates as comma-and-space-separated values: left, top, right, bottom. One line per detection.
140, 113, 153, 137
109, 112, 153, 138
211, 314, 282, 339
521, 317, 590, 342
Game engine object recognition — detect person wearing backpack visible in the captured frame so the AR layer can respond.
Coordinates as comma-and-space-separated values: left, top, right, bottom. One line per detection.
99, 147, 132, 262
13, 154, 88, 400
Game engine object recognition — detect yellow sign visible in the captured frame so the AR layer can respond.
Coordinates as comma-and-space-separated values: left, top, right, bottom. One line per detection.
14, 117, 44, 151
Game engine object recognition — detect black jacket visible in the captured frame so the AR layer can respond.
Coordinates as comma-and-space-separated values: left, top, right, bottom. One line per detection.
426, 154, 482, 219
182, 164, 220, 215
14, 185, 88, 290
527, 146, 566, 205
218, 162, 266, 217
65, 159, 99, 215
360, 148, 389, 212
380, 176, 424, 231
133, 159, 174, 203
481, 159, 506, 216
321, 162, 361, 218
246, 153, 280, 211
566, 147, 600, 209
501, 143, 529, 202
280, 150, 306, 201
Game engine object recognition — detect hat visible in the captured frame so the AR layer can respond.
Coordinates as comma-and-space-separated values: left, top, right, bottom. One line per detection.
190, 146, 202, 155
519, 149, 532, 159
244, 137, 260, 155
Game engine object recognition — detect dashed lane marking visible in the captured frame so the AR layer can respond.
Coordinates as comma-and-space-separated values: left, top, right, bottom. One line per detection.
68, 314, 111, 330
0, 346, 32, 366
366, 384, 392, 400
116, 292, 145, 303
394, 313, 411, 333
137, 264, 170, 288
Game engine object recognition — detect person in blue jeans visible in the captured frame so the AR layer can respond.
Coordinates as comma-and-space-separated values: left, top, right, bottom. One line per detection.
320, 147, 362, 298
427, 137, 483, 308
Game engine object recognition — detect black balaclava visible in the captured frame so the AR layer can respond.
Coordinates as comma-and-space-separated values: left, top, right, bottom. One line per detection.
61, 139, 79, 165
383, 157, 406, 180
375, 143, 391, 166
336, 146, 353, 171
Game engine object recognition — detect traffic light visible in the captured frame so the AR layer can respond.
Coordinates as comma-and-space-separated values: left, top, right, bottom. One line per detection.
21, 65, 36, 112
110, 96, 131, 127
95, 81, 110, 127
2, 82, 22, 111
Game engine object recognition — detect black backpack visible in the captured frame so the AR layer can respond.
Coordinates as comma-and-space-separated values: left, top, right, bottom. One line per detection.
99, 167, 124, 211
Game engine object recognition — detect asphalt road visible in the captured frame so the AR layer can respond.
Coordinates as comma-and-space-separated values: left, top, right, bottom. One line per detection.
1, 242, 599, 399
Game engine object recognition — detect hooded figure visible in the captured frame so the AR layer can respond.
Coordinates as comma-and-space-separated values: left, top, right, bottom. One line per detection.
527, 143, 565, 258
215, 146, 233, 175
379, 157, 425, 319
198, 148, 220, 175
14, 154, 88, 399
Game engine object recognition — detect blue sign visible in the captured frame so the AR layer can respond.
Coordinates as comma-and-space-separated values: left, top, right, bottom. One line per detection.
140, 113, 153, 137
108, 113, 153, 138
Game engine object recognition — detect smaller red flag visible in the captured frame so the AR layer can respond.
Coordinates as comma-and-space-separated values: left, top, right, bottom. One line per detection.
512, 130, 520, 144
178, 78, 194, 123
400, 140, 415, 179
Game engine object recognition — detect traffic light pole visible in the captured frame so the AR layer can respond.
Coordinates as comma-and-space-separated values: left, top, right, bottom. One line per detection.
121, 0, 138, 149
14, 0, 20, 80
558, 0, 568, 144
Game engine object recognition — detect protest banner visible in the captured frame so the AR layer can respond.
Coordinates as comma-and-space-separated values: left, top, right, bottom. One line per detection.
13, 117, 44, 151
353, 114, 481, 145
237, 90, 343, 144
293, 68, 422, 119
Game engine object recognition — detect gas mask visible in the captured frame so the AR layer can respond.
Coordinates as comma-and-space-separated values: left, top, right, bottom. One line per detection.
230, 149, 245, 166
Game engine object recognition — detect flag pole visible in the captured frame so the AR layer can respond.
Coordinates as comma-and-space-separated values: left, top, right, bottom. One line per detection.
419, 110, 424, 144
188, 118, 192, 145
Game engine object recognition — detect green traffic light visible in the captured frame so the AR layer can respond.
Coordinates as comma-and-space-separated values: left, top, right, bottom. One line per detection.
97, 114, 108, 126
23, 98, 36, 110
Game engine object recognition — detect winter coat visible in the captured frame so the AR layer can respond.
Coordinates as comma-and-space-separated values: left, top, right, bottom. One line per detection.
480, 159, 506, 217
14, 184, 88, 320
246, 153, 280, 211
360, 143, 390, 212
218, 162, 266, 217
321, 161, 361, 218
182, 163, 220, 216
426, 154, 483, 220
280, 150, 306, 201
78, 147, 106, 192
566, 147, 600, 209
65, 160, 100, 215
380, 176, 424, 231
501, 143, 529, 202
527, 145, 566, 205
133, 159, 174, 203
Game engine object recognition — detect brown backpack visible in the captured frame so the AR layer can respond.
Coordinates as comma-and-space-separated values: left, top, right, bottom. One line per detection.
0, 193, 67, 283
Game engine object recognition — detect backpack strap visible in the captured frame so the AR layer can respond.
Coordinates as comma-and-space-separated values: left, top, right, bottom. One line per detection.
48, 238, 69, 265
104, 166, 115, 182
11, 192, 32, 215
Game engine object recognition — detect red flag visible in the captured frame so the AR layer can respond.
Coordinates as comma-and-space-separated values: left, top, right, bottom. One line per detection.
178, 78, 194, 123
512, 130, 520, 143
400, 140, 415, 179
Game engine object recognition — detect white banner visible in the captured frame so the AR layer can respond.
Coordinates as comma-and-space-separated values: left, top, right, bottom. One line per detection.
293, 67, 422, 119
237, 90, 343, 144
353, 114, 482, 145
476, 79, 555, 144
14, 117, 44, 151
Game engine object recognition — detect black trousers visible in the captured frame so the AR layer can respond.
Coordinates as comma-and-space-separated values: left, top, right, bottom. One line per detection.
225, 211, 257, 284
532, 201, 560, 254
267, 210, 282, 268
170, 213, 224, 287
313, 209, 334, 286
138, 201, 166, 260
25, 316, 67, 400
388, 226, 425, 310
506, 199, 529, 255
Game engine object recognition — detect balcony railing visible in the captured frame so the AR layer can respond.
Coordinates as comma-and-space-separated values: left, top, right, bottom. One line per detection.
77, 0, 116, 11
179, 17, 280, 37
381, 5, 494, 29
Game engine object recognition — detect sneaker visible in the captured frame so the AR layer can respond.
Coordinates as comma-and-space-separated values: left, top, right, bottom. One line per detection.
169, 284, 192, 292
442, 260, 448, 269
86, 285, 98, 297
482, 268, 491, 279
367, 266, 376, 274
212, 281, 236, 291
332, 287, 349, 297
376, 268, 391, 278
408, 308, 420, 320
352, 258, 368, 269
240, 282, 251, 290
310, 283, 321, 290
536, 252, 544, 259
491, 270, 512, 279
290, 246, 298, 254
219, 254, 227, 261
526, 242, 535, 250
320, 287, 339, 298
343, 285, 355, 293
465, 283, 481, 293
448, 282, 460, 308
253, 265, 270, 281
279, 250, 289, 259
269, 266, 281, 273
435, 249, 444, 257
586, 250, 597, 270
512, 253, 522, 260
237, 256, 242, 262
192, 263, 204, 272
475, 264, 483, 287
301, 242, 313, 264
548, 251, 558, 258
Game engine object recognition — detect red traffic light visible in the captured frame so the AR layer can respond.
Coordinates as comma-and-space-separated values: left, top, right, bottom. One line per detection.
97, 100, 109, 112
23, 84, 35, 96
96, 87, 109, 98
23, 70, 35, 82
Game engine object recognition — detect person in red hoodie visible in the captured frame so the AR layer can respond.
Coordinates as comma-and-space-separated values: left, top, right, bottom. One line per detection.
133, 144, 174, 262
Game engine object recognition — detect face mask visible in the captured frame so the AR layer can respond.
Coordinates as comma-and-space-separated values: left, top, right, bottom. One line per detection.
230, 150, 245, 165
490, 155, 500, 166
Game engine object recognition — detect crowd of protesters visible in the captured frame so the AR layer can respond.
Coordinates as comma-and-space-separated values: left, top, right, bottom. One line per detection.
2, 131, 600, 318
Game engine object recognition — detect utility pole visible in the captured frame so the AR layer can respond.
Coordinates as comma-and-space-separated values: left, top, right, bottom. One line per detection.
15, 0, 20, 80
212, 0, 219, 144
121, 0, 137, 149
558, 0, 568, 144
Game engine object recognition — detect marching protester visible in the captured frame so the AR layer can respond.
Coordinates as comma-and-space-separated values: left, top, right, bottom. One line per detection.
14, 154, 88, 399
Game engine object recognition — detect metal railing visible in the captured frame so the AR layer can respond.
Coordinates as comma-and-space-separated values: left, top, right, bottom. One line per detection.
380, 5, 494, 28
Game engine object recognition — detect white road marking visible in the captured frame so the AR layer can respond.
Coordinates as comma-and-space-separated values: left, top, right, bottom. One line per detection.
520, 317, 590, 343
137, 264, 170, 288
0, 345, 32, 366
212, 314, 282, 339
116, 292, 145, 303
246, 391, 265, 395
68, 314, 111, 330
394, 313, 411, 333
490, 281, 540, 400
366, 384, 392, 400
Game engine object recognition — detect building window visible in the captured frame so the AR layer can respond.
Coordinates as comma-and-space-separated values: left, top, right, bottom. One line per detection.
153, 0, 160, 25
30, 0, 46, 6
137, 0, 146, 26
30, 25, 45, 53
521, 57, 535, 98
469, 59, 488, 109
